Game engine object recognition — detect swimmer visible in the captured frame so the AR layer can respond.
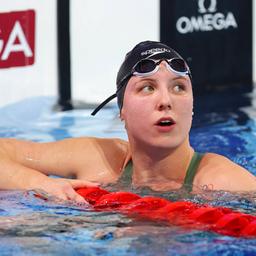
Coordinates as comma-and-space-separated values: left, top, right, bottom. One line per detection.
0, 41, 255, 202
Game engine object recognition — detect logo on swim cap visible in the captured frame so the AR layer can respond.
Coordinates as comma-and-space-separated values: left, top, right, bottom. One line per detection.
141, 48, 171, 56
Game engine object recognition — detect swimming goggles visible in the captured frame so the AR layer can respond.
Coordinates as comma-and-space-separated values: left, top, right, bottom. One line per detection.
91, 58, 191, 116
131, 58, 190, 78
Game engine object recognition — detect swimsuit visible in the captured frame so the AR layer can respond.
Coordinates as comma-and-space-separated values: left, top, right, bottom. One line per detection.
118, 152, 204, 192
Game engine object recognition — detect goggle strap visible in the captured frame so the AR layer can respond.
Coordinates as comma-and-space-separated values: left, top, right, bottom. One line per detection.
91, 93, 117, 116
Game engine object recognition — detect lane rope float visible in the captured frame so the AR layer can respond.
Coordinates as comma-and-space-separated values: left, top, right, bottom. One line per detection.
76, 186, 256, 237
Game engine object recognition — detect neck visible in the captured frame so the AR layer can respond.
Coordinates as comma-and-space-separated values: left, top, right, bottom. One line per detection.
129, 139, 194, 188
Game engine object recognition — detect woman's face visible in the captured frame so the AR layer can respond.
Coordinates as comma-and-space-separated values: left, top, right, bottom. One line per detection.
120, 61, 193, 150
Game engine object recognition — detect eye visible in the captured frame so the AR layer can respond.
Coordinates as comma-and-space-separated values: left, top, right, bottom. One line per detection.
140, 85, 155, 93
172, 84, 185, 93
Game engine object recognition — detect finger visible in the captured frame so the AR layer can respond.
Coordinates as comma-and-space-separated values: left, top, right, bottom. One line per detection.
34, 187, 68, 202
54, 192, 69, 201
73, 194, 89, 204
65, 187, 89, 203
69, 179, 100, 188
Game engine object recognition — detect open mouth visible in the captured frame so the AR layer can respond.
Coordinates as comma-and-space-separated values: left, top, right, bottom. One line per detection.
156, 118, 175, 127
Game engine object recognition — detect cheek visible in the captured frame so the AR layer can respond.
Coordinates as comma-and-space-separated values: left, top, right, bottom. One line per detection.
178, 96, 193, 114
176, 97, 193, 129
121, 101, 147, 125
121, 100, 152, 135
121, 94, 152, 120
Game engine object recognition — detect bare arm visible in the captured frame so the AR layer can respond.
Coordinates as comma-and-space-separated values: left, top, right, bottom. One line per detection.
0, 137, 94, 178
0, 137, 129, 201
194, 153, 256, 192
0, 137, 129, 178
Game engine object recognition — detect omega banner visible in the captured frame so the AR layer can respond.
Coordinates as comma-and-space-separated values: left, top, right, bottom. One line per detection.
160, 0, 252, 93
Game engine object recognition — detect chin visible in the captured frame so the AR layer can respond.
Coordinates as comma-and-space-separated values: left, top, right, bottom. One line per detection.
130, 132, 188, 151
152, 136, 189, 150
155, 143, 180, 151
145, 139, 182, 151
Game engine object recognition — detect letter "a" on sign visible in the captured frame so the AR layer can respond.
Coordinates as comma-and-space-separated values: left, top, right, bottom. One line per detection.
0, 10, 35, 68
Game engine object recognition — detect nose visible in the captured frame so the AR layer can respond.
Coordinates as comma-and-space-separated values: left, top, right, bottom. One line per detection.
157, 86, 172, 111
156, 61, 173, 111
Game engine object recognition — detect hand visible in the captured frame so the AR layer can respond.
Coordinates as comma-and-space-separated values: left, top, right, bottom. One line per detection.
35, 177, 99, 203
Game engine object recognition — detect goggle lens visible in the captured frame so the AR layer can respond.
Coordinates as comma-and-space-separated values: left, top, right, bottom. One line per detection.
133, 58, 190, 77
170, 58, 187, 72
134, 59, 157, 73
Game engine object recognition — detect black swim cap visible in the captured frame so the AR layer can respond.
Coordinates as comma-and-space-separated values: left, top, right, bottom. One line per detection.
91, 40, 187, 116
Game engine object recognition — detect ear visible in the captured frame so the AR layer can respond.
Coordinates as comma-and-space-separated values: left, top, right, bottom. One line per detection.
120, 108, 125, 121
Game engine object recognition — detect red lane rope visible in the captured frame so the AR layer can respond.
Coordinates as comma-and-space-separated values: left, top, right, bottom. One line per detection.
76, 187, 256, 237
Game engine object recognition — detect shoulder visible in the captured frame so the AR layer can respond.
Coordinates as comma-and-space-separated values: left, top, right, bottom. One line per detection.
75, 137, 129, 156
48, 136, 129, 154
61, 136, 130, 161
89, 137, 129, 151
193, 153, 256, 192
69, 137, 130, 181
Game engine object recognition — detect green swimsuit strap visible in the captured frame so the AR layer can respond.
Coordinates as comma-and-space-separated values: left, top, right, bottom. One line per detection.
119, 152, 204, 191
118, 159, 133, 185
182, 152, 204, 192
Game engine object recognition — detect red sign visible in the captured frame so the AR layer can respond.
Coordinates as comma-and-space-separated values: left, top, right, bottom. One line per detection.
0, 10, 35, 68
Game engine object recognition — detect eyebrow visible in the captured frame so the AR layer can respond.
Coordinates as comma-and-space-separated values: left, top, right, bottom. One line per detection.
136, 76, 189, 84
133, 77, 154, 85
172, 75, 189, 81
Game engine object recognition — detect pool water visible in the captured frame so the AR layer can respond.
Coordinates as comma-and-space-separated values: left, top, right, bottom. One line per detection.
0, 93, 256, 255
